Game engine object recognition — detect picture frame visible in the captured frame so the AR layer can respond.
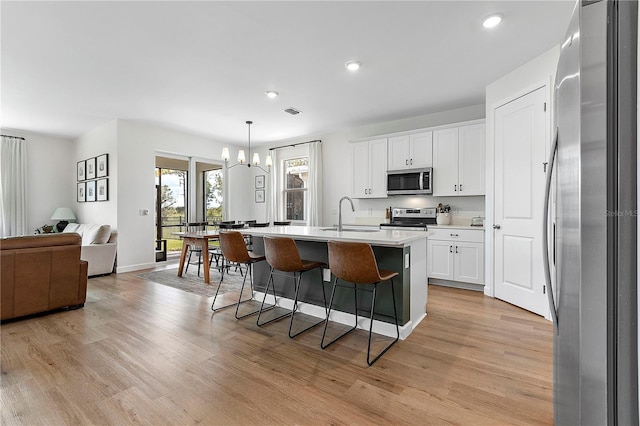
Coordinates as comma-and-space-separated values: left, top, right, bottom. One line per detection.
86, 180, 96, 202
255, 189, 265, 203
255, 175, 265, 189
77, 160, 86, 181
86, 157, 96, 179
77, 182, 86, 202
96, 154, 108, 178
96, 178, 108, 201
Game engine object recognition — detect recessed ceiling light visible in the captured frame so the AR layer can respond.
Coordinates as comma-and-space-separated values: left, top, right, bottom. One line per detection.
265, 91, 279, 98
345, 61, 361, 71
482, 14, 503, 28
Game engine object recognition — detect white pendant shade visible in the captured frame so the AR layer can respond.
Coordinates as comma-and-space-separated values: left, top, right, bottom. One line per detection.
252, 152, 260, 166
237, 149, 246, 164
221, 147, 230, 161
265, 155, 273, 167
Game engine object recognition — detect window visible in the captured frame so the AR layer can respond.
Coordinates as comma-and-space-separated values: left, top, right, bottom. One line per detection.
204, 168, 223, 223
283, 157, 308, 221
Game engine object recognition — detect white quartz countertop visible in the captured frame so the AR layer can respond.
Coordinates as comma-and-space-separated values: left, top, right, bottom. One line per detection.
243, 226, 427, 247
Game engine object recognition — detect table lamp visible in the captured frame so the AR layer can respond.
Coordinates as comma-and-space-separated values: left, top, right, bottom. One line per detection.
51, 207, 76, 232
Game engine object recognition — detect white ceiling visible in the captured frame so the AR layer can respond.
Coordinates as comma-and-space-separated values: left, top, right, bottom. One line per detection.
1, 1, 575, 145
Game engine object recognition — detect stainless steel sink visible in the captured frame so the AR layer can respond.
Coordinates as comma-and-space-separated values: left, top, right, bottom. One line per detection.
320, 227, 381, 233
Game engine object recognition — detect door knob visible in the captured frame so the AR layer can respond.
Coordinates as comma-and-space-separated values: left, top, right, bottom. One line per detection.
493, 224, 501, 229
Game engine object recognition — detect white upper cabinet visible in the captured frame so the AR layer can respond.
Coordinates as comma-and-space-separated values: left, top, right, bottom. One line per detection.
432, 127, 459, 196
433, 123, 485, 196
458, 124, 486, 196
387, 131, 433, 170
352, 138, 388, 198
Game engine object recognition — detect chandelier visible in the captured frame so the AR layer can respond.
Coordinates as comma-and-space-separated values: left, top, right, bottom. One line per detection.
221, 121, 271, 173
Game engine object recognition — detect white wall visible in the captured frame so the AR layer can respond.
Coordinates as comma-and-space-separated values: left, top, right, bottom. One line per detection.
74, 120, 118, 226
1, 128, 75, 233
115, 120, 243, 272
484, 45, 560, 297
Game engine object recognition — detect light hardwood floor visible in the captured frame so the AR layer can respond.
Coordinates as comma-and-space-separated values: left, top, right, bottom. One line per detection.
1, 268, 553, 425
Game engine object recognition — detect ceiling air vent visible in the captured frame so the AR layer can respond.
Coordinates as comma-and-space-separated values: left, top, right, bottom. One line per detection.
284, 107, 302, 115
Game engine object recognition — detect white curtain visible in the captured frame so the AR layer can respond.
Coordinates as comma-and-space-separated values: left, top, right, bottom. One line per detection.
268, 149, 278, 223
307, 141, 323, 226
0, 136, 28, 236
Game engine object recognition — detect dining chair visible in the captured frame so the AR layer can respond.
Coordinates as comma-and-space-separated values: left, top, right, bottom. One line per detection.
184, 222, 208, 276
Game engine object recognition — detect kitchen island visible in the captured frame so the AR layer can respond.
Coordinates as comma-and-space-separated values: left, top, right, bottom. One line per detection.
242, 226, 428, 339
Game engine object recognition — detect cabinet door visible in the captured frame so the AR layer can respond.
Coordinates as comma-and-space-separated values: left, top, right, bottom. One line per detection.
387, 135, 410, 170
409, 131, 433, 168
352, 141, 370, 198
427, 239, 454, 280
368, 138, 388, 197
432, 127, 459, 196
458, 124, 486, 195
454, 241, 484, 284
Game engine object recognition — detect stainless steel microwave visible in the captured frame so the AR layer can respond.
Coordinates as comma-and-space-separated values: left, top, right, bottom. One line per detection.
387, 167, 433, 195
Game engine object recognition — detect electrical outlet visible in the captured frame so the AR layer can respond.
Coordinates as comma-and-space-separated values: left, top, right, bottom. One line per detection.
322, 268, 332, 282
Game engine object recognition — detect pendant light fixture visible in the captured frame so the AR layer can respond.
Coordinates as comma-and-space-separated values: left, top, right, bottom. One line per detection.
221, 121, 272, 173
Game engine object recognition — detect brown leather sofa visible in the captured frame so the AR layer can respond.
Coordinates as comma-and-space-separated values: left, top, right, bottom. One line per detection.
1, 233, 88, 320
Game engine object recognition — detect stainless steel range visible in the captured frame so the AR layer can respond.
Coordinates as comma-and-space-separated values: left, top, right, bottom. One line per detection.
380, 207, 436, 231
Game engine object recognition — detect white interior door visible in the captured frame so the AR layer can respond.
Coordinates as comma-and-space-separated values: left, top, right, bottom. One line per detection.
494, 86, 548, 316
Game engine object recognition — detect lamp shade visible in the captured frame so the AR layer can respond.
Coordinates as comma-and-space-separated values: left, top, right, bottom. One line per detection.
265, 155, 273, 167
221, 147, 230, 161
237, 149, 246, 164
51, 207, 76, 221
252, 152, 260, 166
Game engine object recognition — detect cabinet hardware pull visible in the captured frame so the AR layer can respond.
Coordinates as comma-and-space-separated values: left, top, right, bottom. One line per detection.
460, 184, 463, 191
455, 246, 459, 254
450, 233, 459, 237
493, 224, 501, 229
406, 159, 409, 165
449, 246, 452, 253
410, 159, 413, 165
454, 185, 457, 191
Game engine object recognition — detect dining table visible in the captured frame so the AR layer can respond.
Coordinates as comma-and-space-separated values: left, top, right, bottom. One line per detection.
173, 230, 223, 284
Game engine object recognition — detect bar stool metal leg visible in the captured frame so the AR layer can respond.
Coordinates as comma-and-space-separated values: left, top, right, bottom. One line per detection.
366, 277, 399, 366
320, 277, 359, 349
288, 269, 328, 338
256, 267, 292, 326
210, 258, 275, 319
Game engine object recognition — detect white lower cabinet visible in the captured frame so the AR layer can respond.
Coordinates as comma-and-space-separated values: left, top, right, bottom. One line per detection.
427, 228, 484, 285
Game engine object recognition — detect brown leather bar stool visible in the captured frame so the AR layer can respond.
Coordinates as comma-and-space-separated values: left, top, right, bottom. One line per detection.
212, 231, 271, 319
258, 236, 328, 338
322, 240, 399, 366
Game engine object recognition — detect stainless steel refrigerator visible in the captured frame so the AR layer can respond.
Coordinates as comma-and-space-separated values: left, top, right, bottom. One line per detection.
543, 0, 637, 424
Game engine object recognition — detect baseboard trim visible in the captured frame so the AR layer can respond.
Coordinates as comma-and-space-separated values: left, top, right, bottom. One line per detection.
117, 262, 156, 273
254, 291, 412, 340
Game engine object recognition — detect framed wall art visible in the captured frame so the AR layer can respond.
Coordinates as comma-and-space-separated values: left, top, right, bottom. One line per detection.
77, 160, 86, 181
77, 182, 86, 202
96, 179, 108, 201
255, 175, 265, 189
255, 189, 265, 203
96, 154, 109, 178
86, 157, 96, 179
86, 180, 96, 202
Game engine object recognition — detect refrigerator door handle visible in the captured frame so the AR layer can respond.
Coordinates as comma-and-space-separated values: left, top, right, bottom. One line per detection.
543, 127, 559, 333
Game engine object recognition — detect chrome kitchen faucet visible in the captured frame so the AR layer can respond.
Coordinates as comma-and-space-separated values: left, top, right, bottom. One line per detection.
338, 196, 355, 232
